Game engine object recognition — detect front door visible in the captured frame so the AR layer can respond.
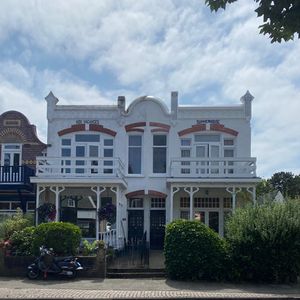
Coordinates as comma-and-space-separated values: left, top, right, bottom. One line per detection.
128, 210, 144, 245
150, 210, 166, 249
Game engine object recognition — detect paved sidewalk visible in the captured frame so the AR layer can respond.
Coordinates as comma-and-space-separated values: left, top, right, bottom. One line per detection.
0, 277, 299, 299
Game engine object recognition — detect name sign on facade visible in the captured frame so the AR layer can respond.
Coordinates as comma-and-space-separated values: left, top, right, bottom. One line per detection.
196, 119, 220, 124
76, 120, 100, 125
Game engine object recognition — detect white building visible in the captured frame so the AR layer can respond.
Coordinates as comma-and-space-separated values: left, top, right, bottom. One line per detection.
31, 91, 260, 249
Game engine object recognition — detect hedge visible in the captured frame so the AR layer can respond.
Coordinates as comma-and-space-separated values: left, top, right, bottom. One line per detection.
226, 200, 300, 282
32, 222, 81, 256
164, 220, 228, 280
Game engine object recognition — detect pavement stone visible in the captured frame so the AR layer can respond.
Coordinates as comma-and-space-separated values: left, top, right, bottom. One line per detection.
0, 278, 299, 299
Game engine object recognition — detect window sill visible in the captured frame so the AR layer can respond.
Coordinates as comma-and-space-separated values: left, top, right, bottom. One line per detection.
126, 174, 145, 178
148, 174, 168, 178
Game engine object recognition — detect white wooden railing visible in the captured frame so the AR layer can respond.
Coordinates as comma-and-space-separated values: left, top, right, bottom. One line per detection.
170, 157, 256, 178
35, 157, 125, 180
99, 229, 118, 248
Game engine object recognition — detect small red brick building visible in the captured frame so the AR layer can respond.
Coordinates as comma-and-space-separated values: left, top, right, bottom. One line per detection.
0, 111, 46, 215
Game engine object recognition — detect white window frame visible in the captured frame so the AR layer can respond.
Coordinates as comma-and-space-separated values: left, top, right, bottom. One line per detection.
152, 133, 168, 175
127, 134, 143, 176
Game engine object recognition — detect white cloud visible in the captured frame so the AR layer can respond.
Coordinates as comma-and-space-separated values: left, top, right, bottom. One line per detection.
0, 0, 299, 177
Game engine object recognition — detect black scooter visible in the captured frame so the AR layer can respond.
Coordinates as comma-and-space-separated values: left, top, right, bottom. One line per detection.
27, 246, 83, 279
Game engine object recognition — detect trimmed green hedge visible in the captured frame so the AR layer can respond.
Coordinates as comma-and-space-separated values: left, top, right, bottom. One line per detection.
164, 220, 228, 280
32, 222, 81, 256
226, 200, 300, 282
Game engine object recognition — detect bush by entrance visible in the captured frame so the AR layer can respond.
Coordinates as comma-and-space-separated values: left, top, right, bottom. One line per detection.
164, 220, 228, 280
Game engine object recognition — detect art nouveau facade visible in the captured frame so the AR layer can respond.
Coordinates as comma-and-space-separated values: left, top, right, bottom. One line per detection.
31, 91, 260, 249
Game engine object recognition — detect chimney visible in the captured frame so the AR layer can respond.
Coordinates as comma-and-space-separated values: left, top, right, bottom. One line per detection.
240, 90, 254, 121
171, 91, 178, 119
117, 96, 126, 112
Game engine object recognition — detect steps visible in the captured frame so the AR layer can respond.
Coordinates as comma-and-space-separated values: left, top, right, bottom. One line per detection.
106, 268, 166, 278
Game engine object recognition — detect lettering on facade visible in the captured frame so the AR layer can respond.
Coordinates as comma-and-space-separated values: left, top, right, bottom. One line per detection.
196, 119, 220, 124
76, 120, 100, 125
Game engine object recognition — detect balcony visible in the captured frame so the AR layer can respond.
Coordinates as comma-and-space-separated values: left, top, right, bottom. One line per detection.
35, 157, 126, 181
0, 165, 34, 184
170, 157, 257, 178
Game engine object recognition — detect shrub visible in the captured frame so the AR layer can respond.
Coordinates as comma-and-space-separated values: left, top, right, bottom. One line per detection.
164, 220, 228, 280
32, 222, 81, 256
0, 208, 33, 240
81, 239, 100, 256
10, 226, 35, 256
226, 199, 300, 282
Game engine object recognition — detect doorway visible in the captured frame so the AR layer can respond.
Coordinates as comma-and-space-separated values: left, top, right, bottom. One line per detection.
150, 210, 165, 249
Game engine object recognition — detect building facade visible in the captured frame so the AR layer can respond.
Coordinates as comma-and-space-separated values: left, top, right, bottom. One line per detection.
0, 111, 46, 216
31, 91, 260, 249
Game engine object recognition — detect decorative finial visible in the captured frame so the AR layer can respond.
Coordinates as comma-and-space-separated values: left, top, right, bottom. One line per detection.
240, 90, 254, 103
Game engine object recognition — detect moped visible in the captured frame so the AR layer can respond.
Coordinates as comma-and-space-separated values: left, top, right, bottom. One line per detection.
27, 246, 83, 279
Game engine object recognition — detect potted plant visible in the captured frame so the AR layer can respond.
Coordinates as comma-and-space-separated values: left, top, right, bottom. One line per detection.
37, 203, 56, 222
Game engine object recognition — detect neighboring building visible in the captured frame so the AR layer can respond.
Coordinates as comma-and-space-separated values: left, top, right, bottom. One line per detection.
0, 111, 46, 216
31, 91, 260, 249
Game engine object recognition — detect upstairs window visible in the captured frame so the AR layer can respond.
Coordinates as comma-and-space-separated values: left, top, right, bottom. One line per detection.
153, 135, 167, 173
128, 135, 142, 174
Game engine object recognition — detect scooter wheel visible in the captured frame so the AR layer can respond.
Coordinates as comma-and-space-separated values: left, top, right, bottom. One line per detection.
68, 271, 77, 279
27, 269, 40, 280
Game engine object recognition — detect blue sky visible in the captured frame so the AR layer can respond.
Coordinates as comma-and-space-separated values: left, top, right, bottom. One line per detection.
0, 0, 299, 178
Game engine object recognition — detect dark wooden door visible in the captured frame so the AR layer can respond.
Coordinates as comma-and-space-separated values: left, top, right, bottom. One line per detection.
150, 210, 166, 249
128, 210, 144, 244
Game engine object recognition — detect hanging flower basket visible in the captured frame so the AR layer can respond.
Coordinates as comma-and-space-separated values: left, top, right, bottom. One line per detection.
98, 203, 116, 224
37, 203, 56, 222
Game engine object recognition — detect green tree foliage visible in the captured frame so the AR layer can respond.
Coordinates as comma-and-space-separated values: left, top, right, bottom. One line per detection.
164, 220, 228, 280
205, 0, 300, 42
269, 171, 294, 197
10, 226, 35, 256
0, 208, 33, 240
226, 200, 300, 282
32, 222, 82, 256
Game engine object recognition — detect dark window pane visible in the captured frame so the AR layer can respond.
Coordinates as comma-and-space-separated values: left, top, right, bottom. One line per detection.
62, 139, 71, 146
129, 135, 142, 146
153, 148, 166, 173
104, 149, 113, 157
75, 134, 100, 142
104, 139, 113, 146
153, 135, 166, 146
128, 147, 141, 174
89, 146, 98, 157
209, 212, 219, 233
76, 146, 85, 157
61, 148, 71, 157
0, 202, 10, 210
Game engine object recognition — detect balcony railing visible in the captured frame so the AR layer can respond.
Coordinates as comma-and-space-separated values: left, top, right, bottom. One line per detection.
35, 156, 125, 180
170, 157, 256, 178
0, 165, 34, 184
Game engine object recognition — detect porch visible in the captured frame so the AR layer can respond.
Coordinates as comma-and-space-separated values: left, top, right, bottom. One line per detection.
33, 184, 126, 250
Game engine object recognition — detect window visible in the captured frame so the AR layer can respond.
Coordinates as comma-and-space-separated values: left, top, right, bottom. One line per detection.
194, 197, 220, 208
0, 202, 10, 210
180, 211, 190, 220
180, 197, 190, 208
128, 198, 143, 208
153, 135, 167, 173
128, 135, 142, 174
224, 139, 234, 146
75, 134, 100, 142
27, 202, 36, 211
11, 202, 21, 210
195, 134, 220, 142
181, 138, 191, 146
61, 148, 71, 157
151, 198, 166, 208
223, 197, 233, 208
61, 139, 71, 146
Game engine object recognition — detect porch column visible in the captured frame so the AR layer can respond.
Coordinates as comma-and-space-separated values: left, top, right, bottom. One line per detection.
35, 185, 46, 225
110, 187, 119, 248
226, 187, 241, 211
170, 186, 180, 222
247, 186, 256, 204
49, 186, 65, 222
184, 187, 200, 220
91, 186, 105, 241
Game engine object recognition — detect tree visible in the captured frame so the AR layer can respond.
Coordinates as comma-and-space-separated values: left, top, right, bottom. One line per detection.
205, 0, 300, 43
269, 171, 294, 197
